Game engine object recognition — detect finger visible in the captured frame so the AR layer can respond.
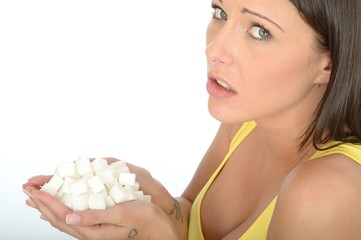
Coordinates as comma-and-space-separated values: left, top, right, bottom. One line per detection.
23, 183, 40, 197
31, 189, 72, 218
22, 175, 53, 196
28, 175, 52, 185
30, 190, 83, 239
40, 214, 48, 221
23, 186, 33, 197
64, 201, 160, 240
65, 207, 126, 226
65, 201, 147, 226
63, 201, 147, 240
25, 198, 37, 208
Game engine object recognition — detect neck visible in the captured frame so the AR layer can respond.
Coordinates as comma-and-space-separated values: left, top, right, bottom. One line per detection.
254, 120, 315, 168
252, 84, 326, 166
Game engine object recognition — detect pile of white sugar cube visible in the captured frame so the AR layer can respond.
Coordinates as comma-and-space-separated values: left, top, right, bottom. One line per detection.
40, 157, 151, 211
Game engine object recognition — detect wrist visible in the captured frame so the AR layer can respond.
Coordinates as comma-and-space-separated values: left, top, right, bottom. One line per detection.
146, 204, 182, 240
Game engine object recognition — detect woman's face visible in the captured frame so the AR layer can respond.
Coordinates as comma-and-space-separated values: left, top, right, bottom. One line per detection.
206, 0, 330, 124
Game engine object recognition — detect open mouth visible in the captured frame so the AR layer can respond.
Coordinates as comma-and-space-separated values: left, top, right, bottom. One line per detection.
215, 79, 232, 91
207, 76, 236, 98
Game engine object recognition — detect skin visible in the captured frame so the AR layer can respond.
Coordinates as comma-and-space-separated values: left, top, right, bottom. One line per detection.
23, 0, 361, 239
23, 161, 185, 240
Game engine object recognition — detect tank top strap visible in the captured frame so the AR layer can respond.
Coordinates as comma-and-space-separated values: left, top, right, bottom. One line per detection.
229, 121, 257, 152
309, 142, 361, 164
188, 121, 257, 240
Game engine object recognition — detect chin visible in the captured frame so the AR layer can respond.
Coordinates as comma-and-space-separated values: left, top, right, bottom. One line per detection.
208, 105, 244, 124
208, 101, 255, 124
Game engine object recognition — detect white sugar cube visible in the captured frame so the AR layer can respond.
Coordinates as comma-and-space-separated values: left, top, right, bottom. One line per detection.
70, 180, 88, 195
133, 182, 140, 191
61, 193, 73, 209
88, 193, 106, 210
118, 167, 130, 173
96, 169, 114, 184
109, 185, 130, 204
40, 183, 57, 196
87, 175, 106, 194
123, 185, 137, 201
47, 174, 64, 191
91, 158, 108, 171
76, 156, 91, 165
110, 160, 127, 169
144, 195, 152, 203
55, 161, 76, 178
46, 156, 151, 211
112, 176, 119, 184
72, 194, 89, 211
56, 190, 65, 198
80, 174, 93, 189
76, 161, 93, 177
118, 173, 136, 186
105, 176, 120, 190
105, 183, 114, 191
105, 196, 116, 208
59, 177, 77, 194
135, 191, 145, 201
75, 157, 92, 173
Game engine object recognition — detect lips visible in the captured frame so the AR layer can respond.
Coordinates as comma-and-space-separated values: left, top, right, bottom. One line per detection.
208, 73, 235, 92
207, 74, 236, 99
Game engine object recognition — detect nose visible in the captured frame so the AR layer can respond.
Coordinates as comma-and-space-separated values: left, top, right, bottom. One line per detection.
205, 23, 236, 66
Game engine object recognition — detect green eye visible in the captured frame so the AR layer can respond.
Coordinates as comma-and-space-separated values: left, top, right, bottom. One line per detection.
211, 4, 227, 20
249, 25, 271, 40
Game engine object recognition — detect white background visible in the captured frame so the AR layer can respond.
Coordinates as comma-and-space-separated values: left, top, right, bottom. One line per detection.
0, 1, 219, 239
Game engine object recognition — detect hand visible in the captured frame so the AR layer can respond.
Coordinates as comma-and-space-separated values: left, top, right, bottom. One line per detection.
23, 175, 180, 240
105, 158, 180, 217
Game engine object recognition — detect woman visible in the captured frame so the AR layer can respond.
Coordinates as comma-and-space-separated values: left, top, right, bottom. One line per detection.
23, 0, 361, 239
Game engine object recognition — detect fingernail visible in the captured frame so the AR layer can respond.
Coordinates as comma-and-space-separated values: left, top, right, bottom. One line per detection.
26, 198, 36, 208
40, 215, 48, 221
23, 188, 32, 197
66, 214, 80, 225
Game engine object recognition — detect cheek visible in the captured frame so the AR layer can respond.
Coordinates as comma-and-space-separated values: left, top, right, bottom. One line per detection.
243, 52, 313, 109
265, 56, 309, 86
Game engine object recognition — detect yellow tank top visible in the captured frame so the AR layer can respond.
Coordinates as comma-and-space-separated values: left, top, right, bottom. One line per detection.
188, 121, 361, 240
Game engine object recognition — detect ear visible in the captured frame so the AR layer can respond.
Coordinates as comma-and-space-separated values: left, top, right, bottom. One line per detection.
314, 54, 332, 85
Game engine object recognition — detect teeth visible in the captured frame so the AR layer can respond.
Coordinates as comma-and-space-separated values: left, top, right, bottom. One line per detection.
216, 79, 231, 90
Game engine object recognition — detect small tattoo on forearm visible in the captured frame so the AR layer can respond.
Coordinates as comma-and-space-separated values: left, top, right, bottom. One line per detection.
169, 198, 183, 223
128, 228, 138, 238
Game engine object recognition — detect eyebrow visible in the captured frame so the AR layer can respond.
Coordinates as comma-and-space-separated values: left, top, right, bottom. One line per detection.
241, 8, 285, 32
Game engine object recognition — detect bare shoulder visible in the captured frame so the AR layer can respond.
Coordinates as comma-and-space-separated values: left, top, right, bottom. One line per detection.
268, 154, 361, 240
182, 122, 242, 201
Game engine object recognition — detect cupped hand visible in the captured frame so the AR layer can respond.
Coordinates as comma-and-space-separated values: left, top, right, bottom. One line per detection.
105, 158, 178, 214
23, 177, 179, 240
22, 158, 181, 240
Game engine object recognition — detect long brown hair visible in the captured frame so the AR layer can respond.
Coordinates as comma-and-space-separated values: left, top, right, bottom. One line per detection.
290, 0, 361, 149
